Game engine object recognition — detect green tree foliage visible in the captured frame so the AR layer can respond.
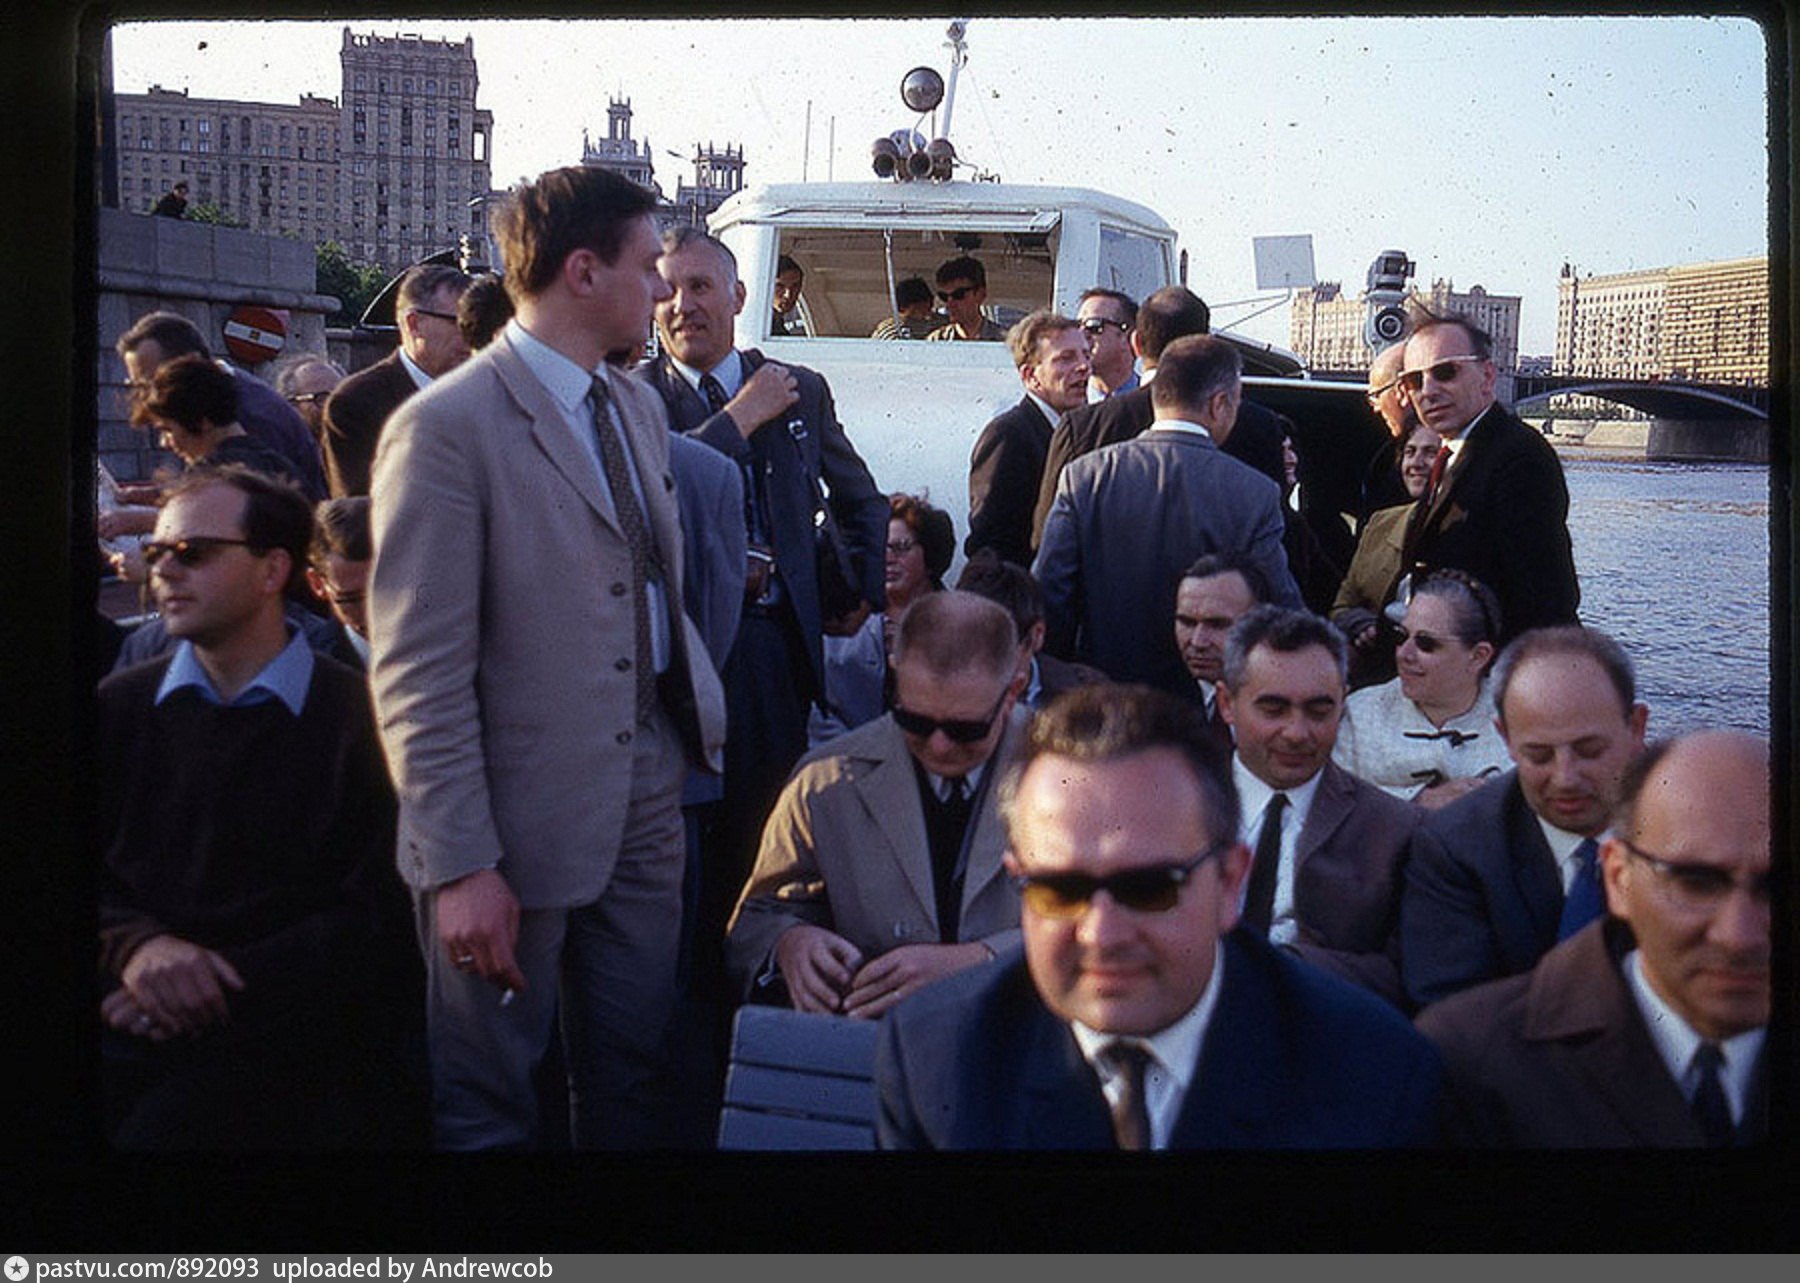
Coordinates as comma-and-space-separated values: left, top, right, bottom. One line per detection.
184, 202, 246, 228
315, 240, 389, 326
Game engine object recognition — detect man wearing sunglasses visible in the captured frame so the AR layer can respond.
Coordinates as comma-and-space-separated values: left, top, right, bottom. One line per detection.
1417, 730, 1768, 1146
965, 310, 1091, 568
321, 263, 473, 498
874, 683, 1441, 1150
923, 256, 1006, 342
726, 592, 1027, 1020
1393, 314, 1579, 644
96, 466, 421, 1147
1076, 288, 1139, 401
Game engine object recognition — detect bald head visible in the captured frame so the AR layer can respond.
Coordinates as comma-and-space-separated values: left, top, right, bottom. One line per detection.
1367, 342, 1415, 438
892, 589, 1020, 682
1601, 729, 1770, 1042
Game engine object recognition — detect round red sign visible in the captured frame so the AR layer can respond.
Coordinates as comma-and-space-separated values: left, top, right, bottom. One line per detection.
221, 305, 289, 366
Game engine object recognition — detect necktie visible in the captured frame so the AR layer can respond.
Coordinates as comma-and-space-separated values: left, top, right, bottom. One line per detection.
1099, 1041, 1153, 1151
1242, 792, 1288, 935
1556, 838, 1604, 941
591, 377, 657, 725
1691, 1043, 1735, 1147
1426, 444, 1452, 501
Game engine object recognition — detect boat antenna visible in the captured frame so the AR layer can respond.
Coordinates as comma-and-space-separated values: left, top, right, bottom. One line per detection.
940, 20, 969, 145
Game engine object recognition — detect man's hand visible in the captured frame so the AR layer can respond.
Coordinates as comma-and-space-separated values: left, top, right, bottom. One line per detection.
1346, 618, 1381, 652
822, 599, 873, 638
109, 545, 149, 584
437, 867, 526, 993
120, 934, 245, 1036
841, 942, 990, 1020
100, 986, 174, 1043
773, 924, 864, 1014
724, 363, 800, 439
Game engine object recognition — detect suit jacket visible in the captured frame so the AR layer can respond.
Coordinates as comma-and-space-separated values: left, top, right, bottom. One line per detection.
1033, 426, 1303, 694
1031, 652, 1107, 707
1030, 385, 1292, 551
1400, 770, 1568, 1010
232, 366, 328, 502
322, 350, 417, 498
1397, 403, 1579, 642
966, 396, 1053, 567
1416, 919, 1768, 1146
635, 349, 888, 695
368, 329, 727, 905
1285, 761, 1422, 1009
876, 927, 1444, 1149
668, 433, 746, 675
724, 707, 1027, 1002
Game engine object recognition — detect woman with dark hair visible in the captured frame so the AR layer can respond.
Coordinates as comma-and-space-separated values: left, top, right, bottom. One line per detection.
809, 492, 956, 745
1333, 568, 1513, 809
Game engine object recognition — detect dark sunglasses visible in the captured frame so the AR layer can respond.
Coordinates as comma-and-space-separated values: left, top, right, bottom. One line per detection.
1080, 317, 1130, 336
936, 285, 978, 302
1012, 840, 1232, 918
142, 536, 263, 569
891, 685, 1010, 744
408, 307, 460, 323
1397, 354, 1485, 393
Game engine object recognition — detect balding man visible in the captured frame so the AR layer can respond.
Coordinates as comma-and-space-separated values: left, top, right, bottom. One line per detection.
323, 264, 473, 496
726, 592, 1027, 1019
1394, 312, 1579, 643
1034, 335, 1302, 696
1029, 285, 1295, 551
1417, 731, 1769, 1147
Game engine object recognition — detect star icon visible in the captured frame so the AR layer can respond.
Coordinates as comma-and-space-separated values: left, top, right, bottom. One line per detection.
5, 1257, 30, 1281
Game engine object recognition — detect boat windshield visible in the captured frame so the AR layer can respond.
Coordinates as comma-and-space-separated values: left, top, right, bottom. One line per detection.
768, 224, 1058, 341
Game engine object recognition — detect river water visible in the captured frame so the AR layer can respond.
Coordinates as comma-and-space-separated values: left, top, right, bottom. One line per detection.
1560, 457, 1769, 736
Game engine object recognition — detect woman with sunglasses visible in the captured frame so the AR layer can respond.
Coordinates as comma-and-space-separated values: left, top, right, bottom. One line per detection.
810, 492, 957, 746
1333, 569, 1512, 809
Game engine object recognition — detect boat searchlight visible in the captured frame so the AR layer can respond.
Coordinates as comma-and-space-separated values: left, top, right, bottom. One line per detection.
871, 64, 958, 182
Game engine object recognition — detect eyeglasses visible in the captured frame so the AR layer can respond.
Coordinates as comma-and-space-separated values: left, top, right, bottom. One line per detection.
1365, 377, 1399, 404
142, 536, 262, 570
1397, 629, 1446, 654
936, 285, 978, 303
1619, 838, 1770, 912
1012, 840, 1232, 919
286, 392, 330, 406
1080, 318, 1131, 336
1397, 355, 1486, 394
328, 588, 366, 606
407, 307, 460, 323
891, 685, 1011, 744
886, 537, 919, 557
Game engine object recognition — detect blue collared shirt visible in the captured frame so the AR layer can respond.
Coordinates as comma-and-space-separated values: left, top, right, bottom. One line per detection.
505, 319, 671, 673
155, 627, 314, 715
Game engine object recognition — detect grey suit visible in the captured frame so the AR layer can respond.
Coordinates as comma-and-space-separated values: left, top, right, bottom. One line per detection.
1033, 425, 1302, 694
724, 708, 1027, 1004
1284, 761, 1421, 1009
370, 326, 726, 1149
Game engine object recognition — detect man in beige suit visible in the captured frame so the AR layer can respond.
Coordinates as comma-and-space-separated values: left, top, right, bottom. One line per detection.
726, 592, 1026, 1019
369, 166, 726, 1150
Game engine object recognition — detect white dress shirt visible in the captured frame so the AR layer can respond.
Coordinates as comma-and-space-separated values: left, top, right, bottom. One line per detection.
1231, 756, 1325, 946
1623, 949, 1764, 1125
1534, 814, 1597, 895
1071, 941, 1226, 1149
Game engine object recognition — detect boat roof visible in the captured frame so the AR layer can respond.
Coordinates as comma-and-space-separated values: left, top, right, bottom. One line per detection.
708, 181, 1177, 239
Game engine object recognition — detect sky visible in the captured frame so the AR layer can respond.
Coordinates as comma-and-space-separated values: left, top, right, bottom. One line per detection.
106, 13, 1772, 354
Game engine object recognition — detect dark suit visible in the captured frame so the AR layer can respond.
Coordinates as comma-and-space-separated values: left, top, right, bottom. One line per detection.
1397, 403, 1579, 642
231, 366, 328, 503
1033, 425, 1302, 694
966, 396, 1053, 567
635, 347, 888, 1002
322, 350, 418, 498
1416, 919, 1768, 1147
1031, 653, 1106, 708
876, 928, 1443, 1149
1283, 761, 1422, 1009
1400, 770, 1569, 1010
1030, 385, 1292, 551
